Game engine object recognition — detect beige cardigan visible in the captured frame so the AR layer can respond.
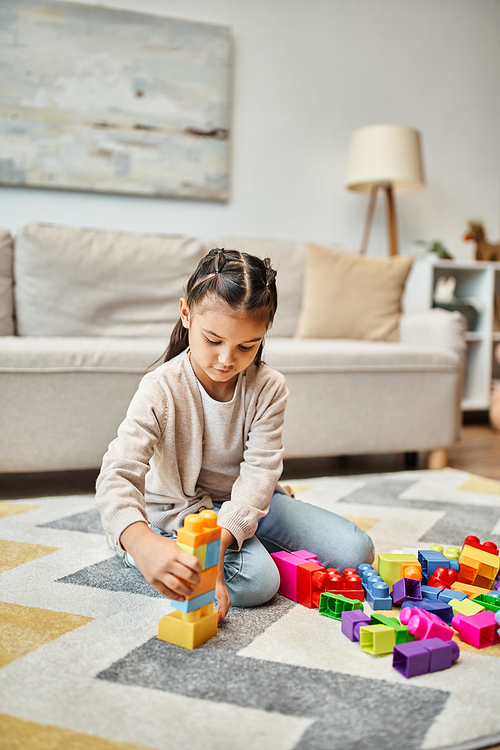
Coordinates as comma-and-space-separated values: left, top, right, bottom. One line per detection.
95, 349, 288, 550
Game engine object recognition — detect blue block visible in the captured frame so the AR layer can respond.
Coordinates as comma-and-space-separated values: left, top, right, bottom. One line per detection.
401, 599, 453, 625
169, 589, 215, 613
438, 589, 467, 604
205, 539, 221, 569
366, 590, 393, 610
421, 585, 441, 600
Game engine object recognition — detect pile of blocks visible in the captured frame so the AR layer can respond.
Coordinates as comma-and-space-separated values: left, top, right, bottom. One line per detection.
270, 536, 500, 677
158, 510, 221, 650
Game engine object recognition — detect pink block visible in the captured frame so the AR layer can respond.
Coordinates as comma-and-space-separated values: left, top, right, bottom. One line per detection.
452, 611, 500, 649
400, 605, 454, 641
271, 550, 319, 601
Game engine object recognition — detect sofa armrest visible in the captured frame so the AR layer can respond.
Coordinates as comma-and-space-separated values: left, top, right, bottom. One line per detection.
399, 308, 467, 357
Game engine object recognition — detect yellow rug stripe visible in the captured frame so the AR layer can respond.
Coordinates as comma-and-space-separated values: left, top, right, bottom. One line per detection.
0, 539, 60, 574
457, 473, 500, 496
340, 515, 380, 532
0, 601, 94, 668
0, 714, 158, 750
0, 502, 40, 519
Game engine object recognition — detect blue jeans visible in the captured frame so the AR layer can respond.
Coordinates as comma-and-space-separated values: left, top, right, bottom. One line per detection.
214, 491, 375, 609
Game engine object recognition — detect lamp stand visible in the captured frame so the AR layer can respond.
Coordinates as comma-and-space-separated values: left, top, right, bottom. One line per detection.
360, 185, 399, 256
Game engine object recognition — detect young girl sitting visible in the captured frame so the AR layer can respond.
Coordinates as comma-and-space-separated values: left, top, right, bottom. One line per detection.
95, 248, 374, 622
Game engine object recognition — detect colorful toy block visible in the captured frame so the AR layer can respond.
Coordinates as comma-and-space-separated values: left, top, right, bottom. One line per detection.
401, 599, 454, 626
437, 588, 467, 605
496, 609, 500, 638
318, 592, 363, 620
427, 566, 459, 589
391, 577, 422, 606
458, 542, 500, 590
421, 584, 441, 600
393, 637, 459, 678
471, 592, 500, 614
341, 610, 371, 641
452, 611, 500, 648
444, 546, 461, 560
418, 550, 459, 583
296, 564, 364, 608
377, 554, 420, 588
158, 603, 218, 650
363, 574, 392, 610
462, 535, 499, 556
176, 510, 221, 547
400, 605, 454, 641
271, 550, 319, 601
370, 614, 414, 644
451, 581, 494, 599
158, 509, 221, 650
449, 597, 485, 617
359, 624, 396, 655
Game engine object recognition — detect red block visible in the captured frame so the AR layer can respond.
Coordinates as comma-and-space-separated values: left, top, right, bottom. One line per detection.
427, 567, 458, 589
462, 536, 499, 557
296, 564, 364, 608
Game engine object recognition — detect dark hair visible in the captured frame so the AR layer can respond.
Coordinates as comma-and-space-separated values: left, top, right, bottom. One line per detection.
164, 248, 278, 366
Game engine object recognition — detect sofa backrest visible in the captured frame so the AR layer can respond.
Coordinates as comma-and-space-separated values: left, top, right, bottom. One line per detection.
0, 229, 14, 336
14, 223, 206, 337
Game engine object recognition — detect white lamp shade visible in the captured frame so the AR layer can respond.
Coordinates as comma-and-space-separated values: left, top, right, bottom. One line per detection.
346, 124, 425, 194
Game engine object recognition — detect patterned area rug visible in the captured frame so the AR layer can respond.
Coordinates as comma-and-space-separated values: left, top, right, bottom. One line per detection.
1, 469, 499, 750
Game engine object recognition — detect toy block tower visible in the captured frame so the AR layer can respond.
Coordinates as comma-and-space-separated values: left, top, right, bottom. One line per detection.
158, 509, 221, 650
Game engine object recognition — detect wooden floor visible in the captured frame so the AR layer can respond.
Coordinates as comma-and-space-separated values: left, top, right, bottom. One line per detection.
1, 420, 499, 499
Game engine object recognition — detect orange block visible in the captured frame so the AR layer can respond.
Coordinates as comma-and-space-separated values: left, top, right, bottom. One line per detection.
451, 581, 493, 599
177, 509, 221, 548
401, 561, 422, 581
458, 544, 500, 588
184, 565, 218, 601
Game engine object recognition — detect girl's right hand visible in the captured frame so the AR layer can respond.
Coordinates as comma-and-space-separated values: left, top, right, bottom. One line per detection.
120, 521, 201, 600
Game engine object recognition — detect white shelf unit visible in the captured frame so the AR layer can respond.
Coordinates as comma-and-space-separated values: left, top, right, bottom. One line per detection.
404, 258, 500, 411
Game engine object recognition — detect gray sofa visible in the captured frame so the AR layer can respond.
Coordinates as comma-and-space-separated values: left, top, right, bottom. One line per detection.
0, 222, 466, 474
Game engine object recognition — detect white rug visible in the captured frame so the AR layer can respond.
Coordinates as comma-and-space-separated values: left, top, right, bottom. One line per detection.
1, 468, 499, 750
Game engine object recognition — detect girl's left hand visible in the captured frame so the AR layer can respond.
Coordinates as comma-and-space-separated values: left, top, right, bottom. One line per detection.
215, 577, 231, 623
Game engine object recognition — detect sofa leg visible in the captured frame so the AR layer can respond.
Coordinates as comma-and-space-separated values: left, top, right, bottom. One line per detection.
405, 451, 418, 468
427, 448, 447, 470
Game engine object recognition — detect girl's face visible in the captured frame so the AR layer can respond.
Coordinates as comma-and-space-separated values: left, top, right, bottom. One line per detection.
180, 296, 268, 400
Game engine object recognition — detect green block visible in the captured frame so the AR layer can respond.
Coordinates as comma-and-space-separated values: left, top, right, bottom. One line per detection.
318, 592, 363, 620
177, 541, 207, 568
370, 614, 415, 643
472, 593, 500, 613
359, 624, 396, 655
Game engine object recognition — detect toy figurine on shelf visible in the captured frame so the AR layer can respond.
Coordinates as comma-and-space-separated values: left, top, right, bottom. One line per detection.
463, 221, 500, 261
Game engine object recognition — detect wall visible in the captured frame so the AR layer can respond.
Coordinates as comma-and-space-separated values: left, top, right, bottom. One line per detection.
1, 0, 499, 260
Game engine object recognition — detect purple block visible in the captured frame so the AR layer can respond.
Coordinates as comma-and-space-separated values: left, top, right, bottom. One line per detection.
424, 638, 460, 672
393, 637, 459, 678
341, 610, 371, 641
393, 641, 431, 678
391, 578, 422, 606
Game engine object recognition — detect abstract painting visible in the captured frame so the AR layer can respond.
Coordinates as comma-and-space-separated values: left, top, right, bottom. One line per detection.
0, 0, 231, 200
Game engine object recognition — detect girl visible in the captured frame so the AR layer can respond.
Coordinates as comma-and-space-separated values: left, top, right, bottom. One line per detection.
96, 248, 374, 622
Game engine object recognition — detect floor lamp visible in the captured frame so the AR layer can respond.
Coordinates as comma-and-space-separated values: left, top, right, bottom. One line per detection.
345, 124, 425, 256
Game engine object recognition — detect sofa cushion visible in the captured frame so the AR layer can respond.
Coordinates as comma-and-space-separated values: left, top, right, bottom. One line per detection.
0, 336, 168, 372
0, 228, 14, 336
264, 336, 459, 372
295, 243, 413, 342
14, 223, 206, 337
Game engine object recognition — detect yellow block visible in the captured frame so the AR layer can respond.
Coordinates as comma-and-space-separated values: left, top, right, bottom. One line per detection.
158, 606, 218, 650
176, 541, 207, 569
449, 598, 485, 616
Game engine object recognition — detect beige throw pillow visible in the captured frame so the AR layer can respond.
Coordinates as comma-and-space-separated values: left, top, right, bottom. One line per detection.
295, 243, 413, 341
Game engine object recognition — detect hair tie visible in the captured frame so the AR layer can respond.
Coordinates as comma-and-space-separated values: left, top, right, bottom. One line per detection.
213, 248, 226, 274
263, 257, 276, 287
